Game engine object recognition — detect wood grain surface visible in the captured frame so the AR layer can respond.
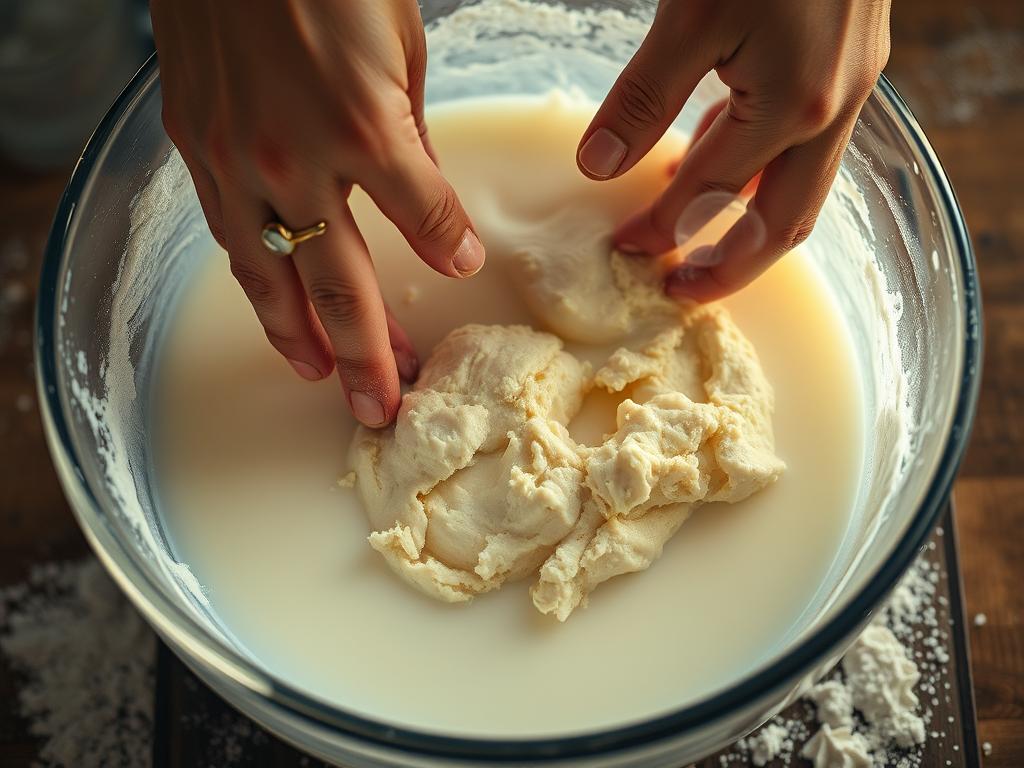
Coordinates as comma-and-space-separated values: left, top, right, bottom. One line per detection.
882, 3, 1024, 767
1, 0, 1022, 764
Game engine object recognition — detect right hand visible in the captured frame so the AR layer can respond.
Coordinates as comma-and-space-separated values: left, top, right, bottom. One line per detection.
577, 0, 890, 302
151, 0, 485, 427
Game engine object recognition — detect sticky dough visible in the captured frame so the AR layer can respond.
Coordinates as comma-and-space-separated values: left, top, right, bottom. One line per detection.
349, 216, 785, 621
497, 206, 678, 343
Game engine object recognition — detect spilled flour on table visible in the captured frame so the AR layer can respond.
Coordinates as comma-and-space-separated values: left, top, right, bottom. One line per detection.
0, 560, 153, 768
1, 538, 960, 766
721, 531, 955, 767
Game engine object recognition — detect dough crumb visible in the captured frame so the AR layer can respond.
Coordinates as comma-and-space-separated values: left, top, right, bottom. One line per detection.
336, 471, 357, 489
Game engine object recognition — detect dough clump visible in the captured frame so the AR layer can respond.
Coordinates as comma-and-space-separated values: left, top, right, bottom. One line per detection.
350, 308, 785, 620
350, 324, 590, 602
499, 207, 678, 343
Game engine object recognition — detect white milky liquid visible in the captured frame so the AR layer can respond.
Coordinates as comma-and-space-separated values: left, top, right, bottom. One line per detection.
154, 95, 865, 738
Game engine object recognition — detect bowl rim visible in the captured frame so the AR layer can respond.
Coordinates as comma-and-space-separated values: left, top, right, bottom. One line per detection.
36, 55, 983, 761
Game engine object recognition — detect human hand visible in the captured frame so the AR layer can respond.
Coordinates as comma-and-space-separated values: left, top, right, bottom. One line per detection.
577, 0, 891, 302
151, 0, 485, 426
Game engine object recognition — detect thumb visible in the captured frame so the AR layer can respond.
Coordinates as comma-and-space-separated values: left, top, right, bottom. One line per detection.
577, 4, 716, 180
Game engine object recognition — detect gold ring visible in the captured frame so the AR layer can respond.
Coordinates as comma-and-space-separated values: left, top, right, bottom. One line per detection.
260, 220, 327, 255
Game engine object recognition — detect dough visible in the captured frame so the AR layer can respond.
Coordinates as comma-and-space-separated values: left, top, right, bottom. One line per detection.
532, 312, 786, 620
349, 324, 591, 602
350, 308, 785, 620
350, 201, 784, 619
499, 206, 679, 344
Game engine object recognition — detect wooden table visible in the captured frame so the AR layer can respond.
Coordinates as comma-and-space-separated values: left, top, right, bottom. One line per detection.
1, 0, 1022, 764
886, 2, 1024, 765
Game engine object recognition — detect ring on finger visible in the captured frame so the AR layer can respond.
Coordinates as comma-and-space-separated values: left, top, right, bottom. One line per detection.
260, 219, 327, 256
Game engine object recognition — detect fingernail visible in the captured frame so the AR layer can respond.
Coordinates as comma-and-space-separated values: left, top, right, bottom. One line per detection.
393, 347, 420, 383
453, 229, 485, 276
350, 391, 387, 428
579, 128, 628, 179
288, 359, 324, 381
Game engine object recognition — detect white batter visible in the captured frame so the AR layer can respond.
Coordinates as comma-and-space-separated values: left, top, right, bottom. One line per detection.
154, 94, 865, 737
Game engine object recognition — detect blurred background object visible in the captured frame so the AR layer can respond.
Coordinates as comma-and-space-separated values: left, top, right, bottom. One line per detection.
0, 0, 152, 170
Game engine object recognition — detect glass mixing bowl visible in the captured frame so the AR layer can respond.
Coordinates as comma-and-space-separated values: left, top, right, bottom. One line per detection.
36, 1, 981, 765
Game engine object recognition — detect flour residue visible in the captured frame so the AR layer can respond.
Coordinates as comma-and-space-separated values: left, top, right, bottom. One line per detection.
60, 151, 214, 624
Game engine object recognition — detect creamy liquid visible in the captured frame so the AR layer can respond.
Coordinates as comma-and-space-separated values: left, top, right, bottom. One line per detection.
154, 95, 865, 737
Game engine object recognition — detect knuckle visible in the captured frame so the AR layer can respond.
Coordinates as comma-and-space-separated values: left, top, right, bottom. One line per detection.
726, 96, 775, 130
615, 70, 668, 131
334, 124, 386, 170
248, 134, 296, 187
308, 277, 368, 328
333, 353, 379, 380
331, 101, 396, 166
416, 184, 461, 246
797, 88, 839, 132
230, 260, 279, 306
772, 217, 816, 253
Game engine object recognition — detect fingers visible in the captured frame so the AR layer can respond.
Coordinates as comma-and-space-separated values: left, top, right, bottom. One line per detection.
226, 171, 415, 425
614, 100, 792, 256
285, 194, 402, 428
362, 148, 485, 279
665, 117, 855, 303
577, 4, 716, 180
219, 184, 335, 381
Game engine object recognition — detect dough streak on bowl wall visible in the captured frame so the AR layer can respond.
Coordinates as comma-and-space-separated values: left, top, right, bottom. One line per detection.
153, 93, 867, 737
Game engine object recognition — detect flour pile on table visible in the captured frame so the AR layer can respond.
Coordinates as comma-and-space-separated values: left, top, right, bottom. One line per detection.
722, 534, 956, 767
